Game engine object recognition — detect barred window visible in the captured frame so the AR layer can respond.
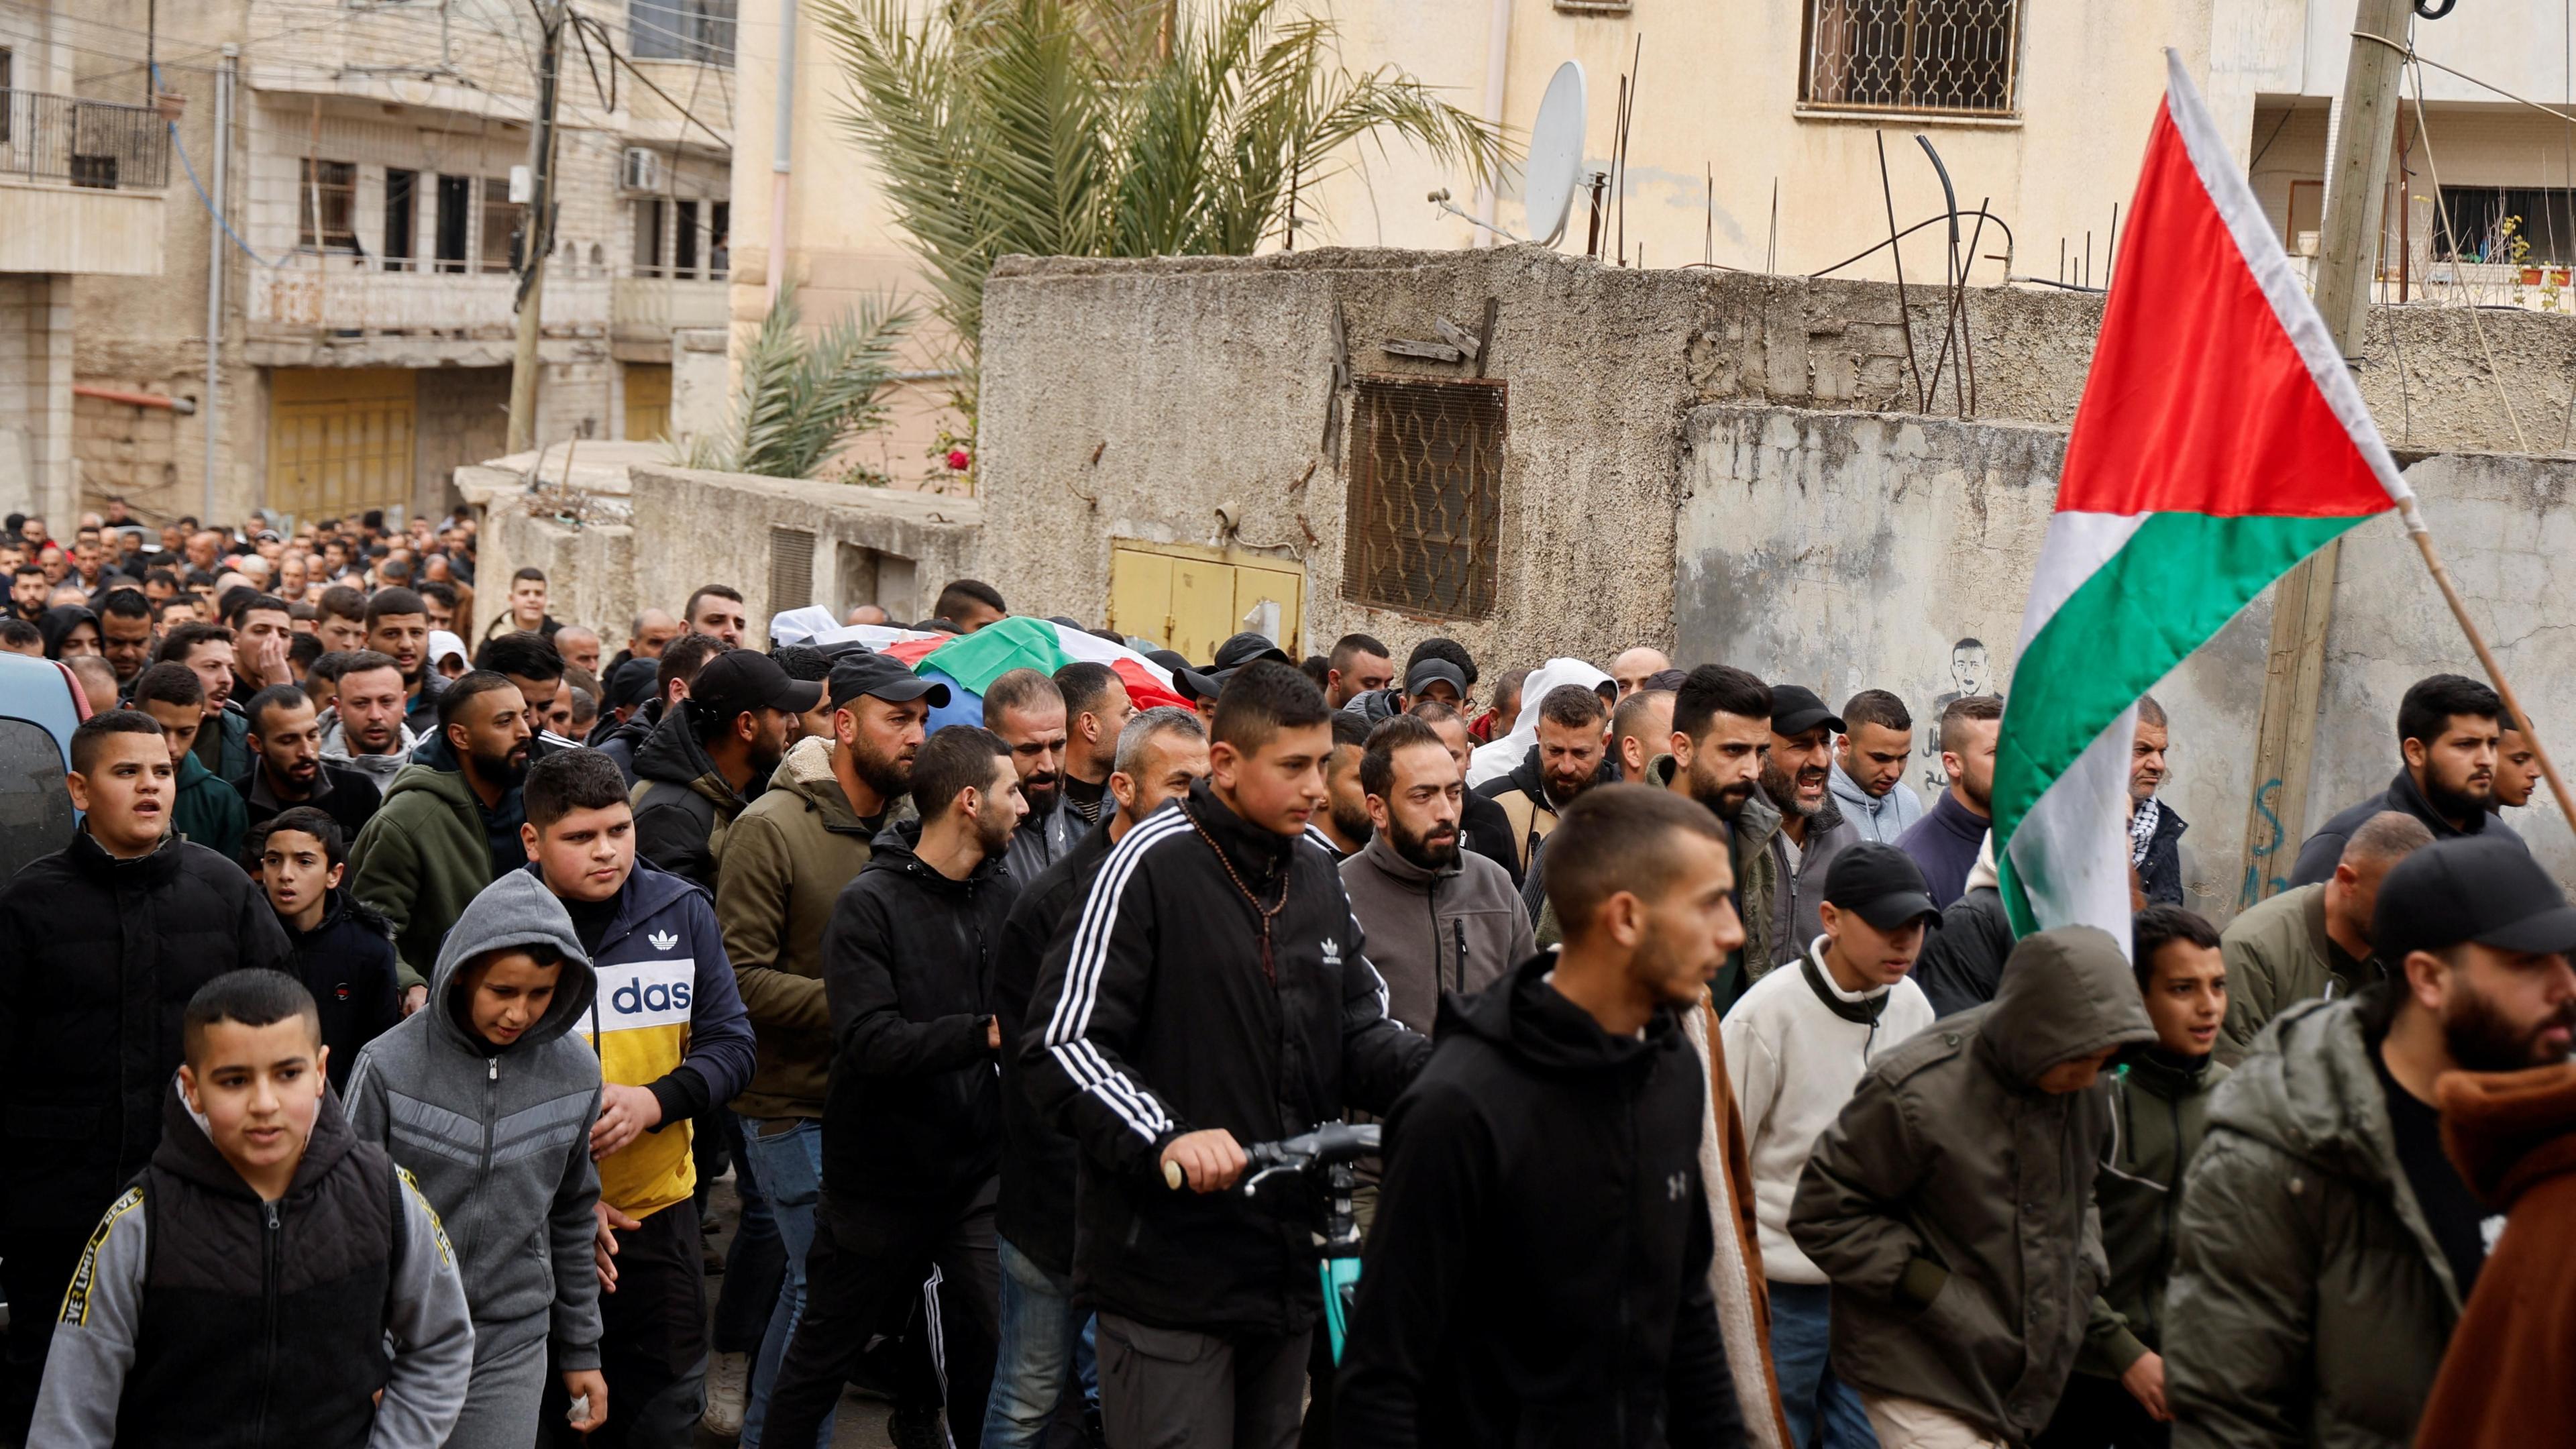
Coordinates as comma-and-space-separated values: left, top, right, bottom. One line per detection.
299, 159, 358, 250
1342, 378, 1503, 620
1802, 0, 2020, 117
630, 0, 737, 66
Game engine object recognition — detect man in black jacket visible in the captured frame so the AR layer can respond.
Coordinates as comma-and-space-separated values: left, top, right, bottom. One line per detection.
984, 706, 1208, 1448
631, 649, 814, 890
762, 725, 1027, 1446
2289, 673, 2521, 887
235, 683, 382, 840
1026, 661, 1432, 1448
0, 710, 290, 1434
1334, 784, 1748, 1448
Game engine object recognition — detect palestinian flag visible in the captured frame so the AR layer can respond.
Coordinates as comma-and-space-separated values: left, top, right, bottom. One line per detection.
1993, 51, 2417, 941
876, 616, 1190, 729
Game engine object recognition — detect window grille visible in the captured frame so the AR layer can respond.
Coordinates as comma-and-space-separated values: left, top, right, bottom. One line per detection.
1802, 0, 2019, 117
1342, 378, 1503, 620
300, 160, 358, 249
769, 526, 816, 614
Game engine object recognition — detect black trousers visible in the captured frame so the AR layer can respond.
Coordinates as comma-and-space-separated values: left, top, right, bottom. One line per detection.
2033, 1369, 2169, 1449
545, 1197, 708, 1449
763, 1180, 1001, 1446
0, 1221, 91, 1444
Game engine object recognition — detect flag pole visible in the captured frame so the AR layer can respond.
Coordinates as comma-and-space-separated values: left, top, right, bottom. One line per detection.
2401, 504, 2576, 825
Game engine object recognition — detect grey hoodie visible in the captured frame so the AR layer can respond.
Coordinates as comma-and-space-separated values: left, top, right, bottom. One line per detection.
319, 707, 421, 788
346, 869, 606, 1373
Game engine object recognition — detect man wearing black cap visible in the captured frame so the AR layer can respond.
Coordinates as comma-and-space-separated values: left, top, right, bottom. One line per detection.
1169, 631, 1291, 727
1762, 685, 1863, 975
1402, 657, 1466, 709
1723, 842, 1938, 1448
2166, 835, 2576, 1448
631, 649, 821, 892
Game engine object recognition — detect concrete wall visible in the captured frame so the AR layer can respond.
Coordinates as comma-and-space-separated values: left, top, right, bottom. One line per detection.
0, 276, 75, 525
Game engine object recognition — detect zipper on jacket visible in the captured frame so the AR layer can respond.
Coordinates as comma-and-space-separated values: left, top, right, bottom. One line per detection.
2153, 1088, 2182, 1341
255, 1198, 282, 1444
1452, 919, 1468, 996
462, 1055, 498, 1264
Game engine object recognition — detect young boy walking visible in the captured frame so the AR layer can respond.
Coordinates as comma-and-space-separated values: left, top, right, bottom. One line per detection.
252, 805, 405, 1095
348, 869, 612, 1447
30, 969, 476, 1446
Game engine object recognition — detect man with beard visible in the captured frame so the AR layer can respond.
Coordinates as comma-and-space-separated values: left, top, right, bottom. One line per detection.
1318, 710, 1375, 858
362, 586, 438, 732
987, 667, 1080, 881
1413, 699, 1523, 889
1053, 661, 1134, 828
1342, 715, 1534, 1033
159, 622, 254, 782
2290, 673, 2520, 888
761, 727, 1026, 1447
2166, 835, 2576, 1448
1645, 665, 1780, 1007
475, 631, 578, 751
2129, 695, 2188, 906
1477, 682, 1610, 874
1896, 694, 2000, 910
319, 650, 420, 788
1761, 686, 1860, 973
235, 684, 382, 839
347, 671, 534, 1011
631, 650, 814, 893
97, 587, 154, 690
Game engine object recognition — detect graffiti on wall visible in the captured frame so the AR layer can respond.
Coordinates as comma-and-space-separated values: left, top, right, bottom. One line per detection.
1921, 637, 2003, 794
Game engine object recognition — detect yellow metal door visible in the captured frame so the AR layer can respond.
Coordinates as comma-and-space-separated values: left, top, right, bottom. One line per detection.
267, 368, 417, 520
1231, 565, 1303, 659
1106, 540, 1306, 663
1107, 547, 1175, 645
625, 364, 672, 441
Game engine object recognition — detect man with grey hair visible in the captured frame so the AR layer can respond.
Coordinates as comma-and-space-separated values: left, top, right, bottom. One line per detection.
983, 706, 1210, 1448
2217, 810, 2434, 1064
988, 667, 1082, 880
2131, 694, 2188, 906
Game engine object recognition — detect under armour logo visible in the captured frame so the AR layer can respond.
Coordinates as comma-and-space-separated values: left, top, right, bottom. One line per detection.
649, 930, 678, 951
1668, 1171, 1688, 1201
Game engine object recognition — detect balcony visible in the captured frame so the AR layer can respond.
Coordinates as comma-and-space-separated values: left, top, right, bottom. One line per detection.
0, 91, 168, 276
612, 274, 729, 343
246, 265, 612, 337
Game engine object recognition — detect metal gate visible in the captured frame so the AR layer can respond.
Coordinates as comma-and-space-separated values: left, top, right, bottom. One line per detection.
266, 368, 417, 520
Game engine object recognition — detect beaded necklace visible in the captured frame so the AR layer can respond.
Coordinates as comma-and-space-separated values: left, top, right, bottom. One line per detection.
1188, 808, 1290, 982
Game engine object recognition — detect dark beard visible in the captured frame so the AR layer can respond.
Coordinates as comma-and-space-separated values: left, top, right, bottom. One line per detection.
846, 737, 913, 802
976, 800, 1018, 856
1389, 814, 1459, 871
1329, 798, 1374, 847
1759, 761, 1821, 819
470, 745, 529, 790
2423, 769, 2493, 824
1022, 772, 1061, 816
2445, 985, 2576, 1073
1686, 756, 1752, 821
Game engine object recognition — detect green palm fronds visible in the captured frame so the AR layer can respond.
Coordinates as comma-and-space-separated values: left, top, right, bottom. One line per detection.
678, 281, 918, 480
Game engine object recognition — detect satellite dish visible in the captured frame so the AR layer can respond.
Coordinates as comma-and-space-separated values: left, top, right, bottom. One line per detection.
1524, 61, 1588, 248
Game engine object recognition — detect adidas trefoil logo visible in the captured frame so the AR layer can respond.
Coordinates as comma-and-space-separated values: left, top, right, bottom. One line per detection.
648, 930, 678, 951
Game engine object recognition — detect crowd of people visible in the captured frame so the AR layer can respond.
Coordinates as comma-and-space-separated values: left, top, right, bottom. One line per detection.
3, 501, 2575, 1449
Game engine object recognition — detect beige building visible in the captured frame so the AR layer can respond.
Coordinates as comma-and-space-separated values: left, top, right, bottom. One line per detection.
0, 7, 168, 528
54, 0, 733, 532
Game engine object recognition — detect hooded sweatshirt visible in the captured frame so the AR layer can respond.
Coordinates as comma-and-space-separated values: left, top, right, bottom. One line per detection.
1335, 955, 1743, 1448
345, 869, 606, 1373
347, 756, 508, 994
630, 702, 753, 894
1829, 760, 1924, 845
1790, 926, 2155, 1443
319, 708, 420, 788
172, 747, 248, 864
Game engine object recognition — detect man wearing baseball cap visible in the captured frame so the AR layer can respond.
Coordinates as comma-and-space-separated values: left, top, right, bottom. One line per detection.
1763, 684, 1864, 973
1403, 657, 1468, 708
632, 649, 823, 892
2166, 835, 2576, 1446
1723, 842, 1939, 1447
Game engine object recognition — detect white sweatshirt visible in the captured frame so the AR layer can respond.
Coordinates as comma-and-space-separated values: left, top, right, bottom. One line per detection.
1721, 934, 1936, 1285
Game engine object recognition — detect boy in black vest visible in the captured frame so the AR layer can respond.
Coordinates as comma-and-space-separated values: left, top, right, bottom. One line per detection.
30, 970, 476, 1447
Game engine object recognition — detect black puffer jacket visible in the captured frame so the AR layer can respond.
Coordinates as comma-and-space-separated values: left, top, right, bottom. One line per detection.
1024, 780, 1432, 1334
820, 820, 1020, 1204
594, 700, 661, 786
0, 830, 290, 1235
993, 816, 1116, 1275
1336, 955, 1742, 1448
279, 888, 404, 1095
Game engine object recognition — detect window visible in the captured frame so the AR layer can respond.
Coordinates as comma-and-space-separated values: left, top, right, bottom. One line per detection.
1, 50, 13, 145
1802, 0, 2020, 117
433, 174, 472, 272
2436, 186, 2576, 267
0, 718, 75, 881
1342, 377, 1503, 619
675, 199, 700, 275
633, 197, 664, 274
384, 168, 417, 270
768, 527, 815, 613
630, 0, 737, 66
299, 159, 358, 250
480, 176, 524, 273
709, 201, 730, 277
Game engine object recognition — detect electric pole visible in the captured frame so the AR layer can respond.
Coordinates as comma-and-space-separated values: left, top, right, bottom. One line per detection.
505, 0, 569, 457
2239, 0, 2416, 904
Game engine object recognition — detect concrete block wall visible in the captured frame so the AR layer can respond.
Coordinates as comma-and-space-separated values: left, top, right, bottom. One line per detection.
0, 276, 75, 524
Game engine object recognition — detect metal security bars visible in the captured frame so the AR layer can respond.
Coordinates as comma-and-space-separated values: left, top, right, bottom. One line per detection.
0, 91, 170, 189
768, 526, 816, 614
1801, 0, 2021, 117
1342, 377, 1503, 620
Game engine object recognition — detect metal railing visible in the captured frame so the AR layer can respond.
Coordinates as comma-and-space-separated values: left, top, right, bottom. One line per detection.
0, 90, 170, 190
1801, 0, 2020, 117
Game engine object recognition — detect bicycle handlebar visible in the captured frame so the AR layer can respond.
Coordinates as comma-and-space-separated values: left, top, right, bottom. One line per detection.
1159, 1122, 1382, 1191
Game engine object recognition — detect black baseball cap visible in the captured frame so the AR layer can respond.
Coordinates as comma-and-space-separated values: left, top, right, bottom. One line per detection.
1823, 842, 1942, 931
1212, 631, 1291, 670
2373, 835, 2576, 962
603, 656, 659, 710
825, 651, 951, 711
1405, 659, 1468, 698
1772, 684, 1845, 738
693, 650, 823, 721
1171, 665, 1232, 703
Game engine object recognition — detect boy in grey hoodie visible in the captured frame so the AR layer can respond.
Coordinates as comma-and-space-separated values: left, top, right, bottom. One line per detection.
347, 869, 610, 1448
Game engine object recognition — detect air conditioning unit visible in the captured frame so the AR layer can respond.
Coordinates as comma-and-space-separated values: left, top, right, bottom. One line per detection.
621, 147, 661, 193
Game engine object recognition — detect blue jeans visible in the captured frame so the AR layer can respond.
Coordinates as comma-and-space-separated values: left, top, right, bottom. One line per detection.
1769, 1280, 1878, 1449
979, 1234, 1091, 1448
738, 1117, 833, 1449
712, 1113, 786, 1354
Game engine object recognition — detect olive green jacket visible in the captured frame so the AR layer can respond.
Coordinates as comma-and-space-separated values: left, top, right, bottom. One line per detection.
2217, 882, 2381, 1067
2076, 1050, 2231, 1377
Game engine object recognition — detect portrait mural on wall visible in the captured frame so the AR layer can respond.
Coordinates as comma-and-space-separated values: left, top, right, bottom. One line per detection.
1921, 636, 2004, 793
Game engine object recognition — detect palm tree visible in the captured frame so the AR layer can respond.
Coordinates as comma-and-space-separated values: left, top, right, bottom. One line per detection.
676, 281, 917, 480
819, 0, 1509, 396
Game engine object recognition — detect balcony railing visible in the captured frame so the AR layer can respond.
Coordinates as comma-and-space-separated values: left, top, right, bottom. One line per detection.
0, 91, 170, 190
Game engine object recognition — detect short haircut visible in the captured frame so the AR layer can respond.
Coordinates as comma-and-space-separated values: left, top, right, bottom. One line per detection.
2343, 810, 2435, 867
228, 592, 288, 626
364, 587, 427, 628
1545, 784, 1730, 942
158, 621, 233, 663
244, 684, 313, 737
567, 685, 598, 731
2133, 903, 2222, 989
932, 578, 1006, 619
144, 568, 181, 593
132, 661, 205, 710
97, 587, 151, 623
476, 631, 566, 683
1407, 698, 1463, 725
1406, 637, 1479, 689
2135, 694, 2167, 729
437, 670, 522, 735
70, 710, 166, 775
216, 586, 256, 622
319, 584, 368, 623
684, 583, 744, 622
1939, 694, 2006, 753
1299, 655, 1332, 690
288, 632, 323, 673
1330, 710, 1372, 752
418, 580, 460, 611
0, 618, 38, 650
983, 667, 1063, 722
1328, 633, 1391, 672
773, 644, 833, 684
524, 747, 631, 829
657, 633, 729, 700
1053, 661, 1120, 719
335, 648, 401, 685
1114, 706, 1205, 777
512, 566, 547, 586
258, 804, 348, 867
307, 651, 357, 687
912, 724, 1010, 818
182, 969, 320, 1064
1359, 714, 1446, 797
1536, 682, 1609, 730
1672, 665, 1772, 745
1841, 688, 1912, 735
1211, 660, 1332, 753
2397, 673, 2502, 747
1611, 688, 1675, 748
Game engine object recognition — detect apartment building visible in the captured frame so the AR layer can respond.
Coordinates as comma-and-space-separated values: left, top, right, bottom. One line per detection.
60, 0, 733, 531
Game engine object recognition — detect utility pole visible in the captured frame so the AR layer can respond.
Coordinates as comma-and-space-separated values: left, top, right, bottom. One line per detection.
505, 0, 569, 457
2237, 0, 2414, 906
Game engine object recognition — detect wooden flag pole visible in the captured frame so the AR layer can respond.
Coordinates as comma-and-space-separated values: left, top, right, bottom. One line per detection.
2404, 507, 2576, 826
